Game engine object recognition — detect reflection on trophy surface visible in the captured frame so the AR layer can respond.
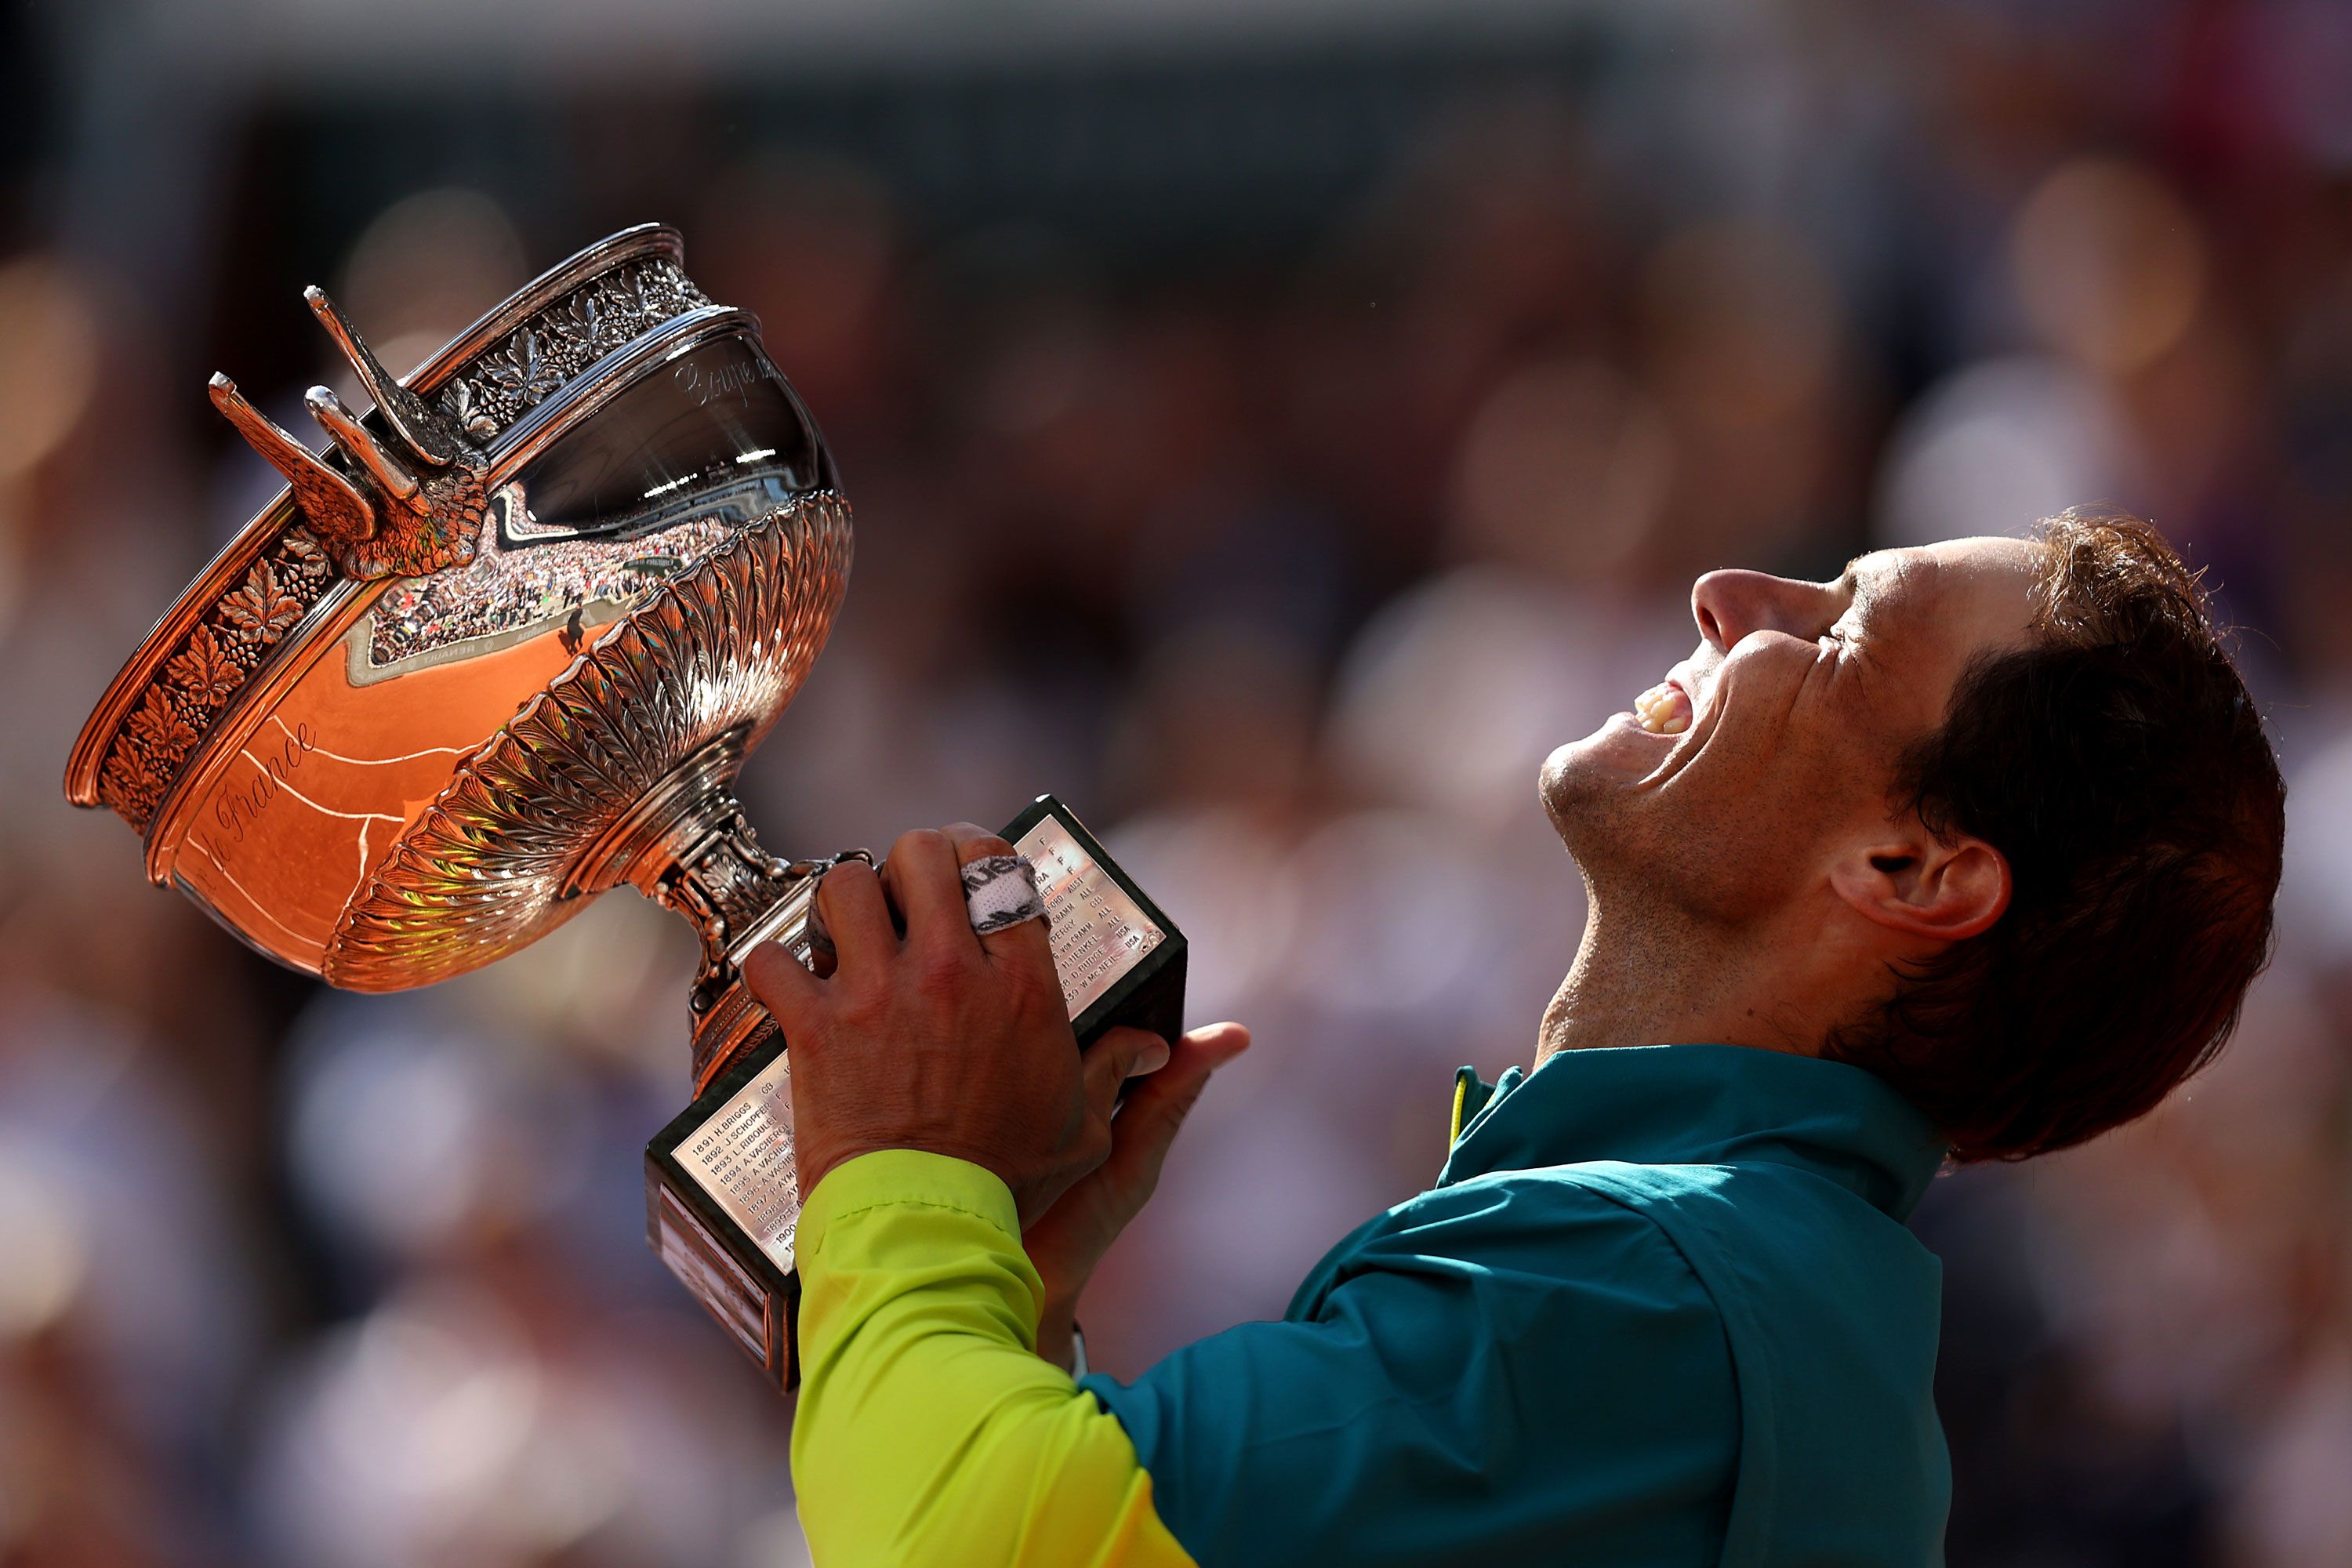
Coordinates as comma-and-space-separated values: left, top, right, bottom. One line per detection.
62, 224, 1185, 1386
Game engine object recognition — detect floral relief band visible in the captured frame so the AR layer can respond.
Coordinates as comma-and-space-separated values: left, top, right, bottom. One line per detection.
437, 260, 706, 439
97, 528, 337, 828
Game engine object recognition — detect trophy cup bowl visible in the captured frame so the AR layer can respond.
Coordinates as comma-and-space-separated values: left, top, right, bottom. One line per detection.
64, 224, 1185, 1385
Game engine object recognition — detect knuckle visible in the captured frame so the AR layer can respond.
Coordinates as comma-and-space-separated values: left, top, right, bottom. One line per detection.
821, 859, 873, 898
959, 832, 1018, 863
894, 826, 949, 860
832, 985, 886, 1031
826, 961, 884, 1007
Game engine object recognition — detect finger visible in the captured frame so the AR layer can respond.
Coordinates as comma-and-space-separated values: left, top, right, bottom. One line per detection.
940, 822, 1054, 973
878, 828, 976, 957
814, 858, 896, 977
743, 939, 822, 1036
1079, 1026, 1174, 1123
1098, 1022, 1250, 1196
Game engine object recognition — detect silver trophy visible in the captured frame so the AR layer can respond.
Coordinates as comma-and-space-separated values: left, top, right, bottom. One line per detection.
64, 225, 1185, 1385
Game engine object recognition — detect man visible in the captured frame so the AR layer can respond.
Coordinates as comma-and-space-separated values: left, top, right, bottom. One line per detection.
746, 507, 2285, 1566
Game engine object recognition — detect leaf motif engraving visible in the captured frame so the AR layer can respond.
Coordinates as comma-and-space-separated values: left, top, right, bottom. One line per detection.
601, 266, 652, 324
124, 688, 170, 748
483, 329, 564, 406
222, 561, 305, 642
438, 378, 500, 439
125, 686, 197, 753
280, 528, 326, 567
556, 291, 626, 355
100, 744, 152, 805
165, 625, 241, 706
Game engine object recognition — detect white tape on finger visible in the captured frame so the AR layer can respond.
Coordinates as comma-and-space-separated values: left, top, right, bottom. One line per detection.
803, 851, 1045, 956
962, 853, 1047, 935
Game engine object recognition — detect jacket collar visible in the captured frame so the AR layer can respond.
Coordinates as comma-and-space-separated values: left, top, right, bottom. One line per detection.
1437, 1043, 1948, 1222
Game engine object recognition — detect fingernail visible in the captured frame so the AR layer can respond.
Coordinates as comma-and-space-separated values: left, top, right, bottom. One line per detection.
1134, 1040, 1172, 1076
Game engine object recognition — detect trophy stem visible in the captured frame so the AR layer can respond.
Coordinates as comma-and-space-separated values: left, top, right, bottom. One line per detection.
568, 729, 835, 1093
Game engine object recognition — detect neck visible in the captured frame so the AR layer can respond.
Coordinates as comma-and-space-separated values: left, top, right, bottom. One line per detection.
1537, 891, 1824, 1068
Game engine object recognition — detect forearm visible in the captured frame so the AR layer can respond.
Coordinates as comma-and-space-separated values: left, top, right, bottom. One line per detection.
790, 1149, 1193, 1568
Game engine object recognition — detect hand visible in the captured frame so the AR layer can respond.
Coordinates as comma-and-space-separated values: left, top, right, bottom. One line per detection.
744, 824, 1167, 1224
1025, 1021, 1251, 1370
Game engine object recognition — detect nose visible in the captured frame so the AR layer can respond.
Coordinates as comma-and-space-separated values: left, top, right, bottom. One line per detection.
1690, 568, 1826, 652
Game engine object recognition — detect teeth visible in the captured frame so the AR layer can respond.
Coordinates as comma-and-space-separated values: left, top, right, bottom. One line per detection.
1632, 684, 1690, 736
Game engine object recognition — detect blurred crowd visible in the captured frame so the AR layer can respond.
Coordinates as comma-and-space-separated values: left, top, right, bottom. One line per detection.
5, 1, 2352, 1564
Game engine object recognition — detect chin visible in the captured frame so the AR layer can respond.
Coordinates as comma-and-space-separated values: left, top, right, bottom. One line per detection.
1541, 726, 1637, 836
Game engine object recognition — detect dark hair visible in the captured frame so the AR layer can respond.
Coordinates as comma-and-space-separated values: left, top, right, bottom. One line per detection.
1825, 507, 2287, 1162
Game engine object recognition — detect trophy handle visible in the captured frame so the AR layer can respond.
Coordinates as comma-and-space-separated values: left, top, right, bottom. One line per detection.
659, 808, 848, 1096
567, 731, 843, 1094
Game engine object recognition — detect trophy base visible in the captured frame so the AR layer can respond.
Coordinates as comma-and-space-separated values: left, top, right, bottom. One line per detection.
642, 794, 1186, 1388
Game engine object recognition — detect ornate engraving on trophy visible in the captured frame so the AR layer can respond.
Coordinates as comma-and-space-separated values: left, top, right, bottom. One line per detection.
675, 1048, 802, 1271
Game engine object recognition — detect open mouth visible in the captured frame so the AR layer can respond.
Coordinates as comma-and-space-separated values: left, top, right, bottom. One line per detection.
1631, 677, 1694, 735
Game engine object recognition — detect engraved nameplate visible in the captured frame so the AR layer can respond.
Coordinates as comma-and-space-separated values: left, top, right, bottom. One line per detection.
675, 1047, 801, 1271
1022, 815, 1168, 1019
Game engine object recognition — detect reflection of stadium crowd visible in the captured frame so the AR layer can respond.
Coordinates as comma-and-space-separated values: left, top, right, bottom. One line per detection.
5, 4, 2352, 1565
368, 502, 742, 667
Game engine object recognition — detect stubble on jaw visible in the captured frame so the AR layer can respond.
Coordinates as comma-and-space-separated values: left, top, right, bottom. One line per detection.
1533, 724, 1873, 1062
1537, 771, 1716, 1058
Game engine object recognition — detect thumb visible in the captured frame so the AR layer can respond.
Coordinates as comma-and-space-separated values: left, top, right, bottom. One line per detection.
1080, 1025, 1174, 1123
1098, 1022, 1250, 1200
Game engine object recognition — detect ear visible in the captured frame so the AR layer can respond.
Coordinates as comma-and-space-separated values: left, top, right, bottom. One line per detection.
1828, 820, 2011, 946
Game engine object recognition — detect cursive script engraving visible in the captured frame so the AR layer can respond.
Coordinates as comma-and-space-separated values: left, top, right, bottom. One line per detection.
212, 720, 319, 844
673, 354, 764, 408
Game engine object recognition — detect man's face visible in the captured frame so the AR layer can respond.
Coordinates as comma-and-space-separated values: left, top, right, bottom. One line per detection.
1541, 537, 2045, 925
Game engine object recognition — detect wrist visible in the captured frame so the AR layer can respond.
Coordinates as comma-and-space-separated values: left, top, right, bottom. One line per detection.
1033, 1262, 1091, 1326
797, 1146, 1025, 1253
803, 1138, 1014, 1207
1034, 1298, 1080, 1370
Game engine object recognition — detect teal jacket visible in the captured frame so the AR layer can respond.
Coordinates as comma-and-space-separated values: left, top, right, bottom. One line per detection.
1083, 1044, 1953, 1565
787, 1044, 1952, 1566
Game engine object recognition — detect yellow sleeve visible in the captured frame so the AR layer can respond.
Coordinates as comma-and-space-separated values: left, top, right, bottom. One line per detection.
789, 1148, 1198, 1568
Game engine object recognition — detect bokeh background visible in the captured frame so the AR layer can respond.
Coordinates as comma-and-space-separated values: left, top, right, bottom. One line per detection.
4, 1, 2352, 1563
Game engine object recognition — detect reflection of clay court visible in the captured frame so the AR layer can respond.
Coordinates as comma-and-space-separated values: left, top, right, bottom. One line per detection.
174, 600, 593, 967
